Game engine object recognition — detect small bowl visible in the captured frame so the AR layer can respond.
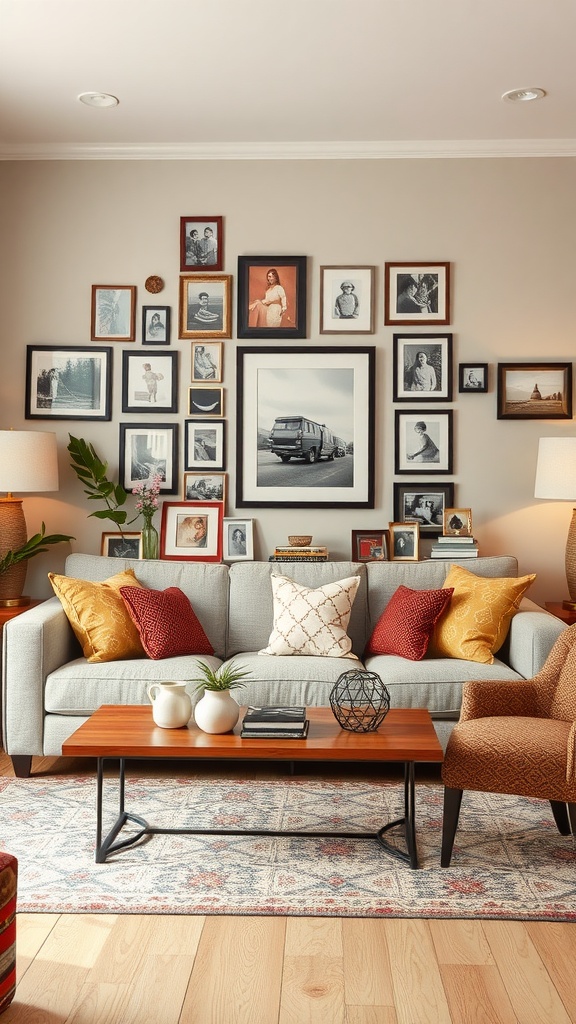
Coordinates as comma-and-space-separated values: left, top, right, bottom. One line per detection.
288, 535, 313, 547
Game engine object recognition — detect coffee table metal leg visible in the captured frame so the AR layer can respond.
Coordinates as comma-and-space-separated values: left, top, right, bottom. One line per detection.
376, 761, 419, 869
95, 758, 150, 864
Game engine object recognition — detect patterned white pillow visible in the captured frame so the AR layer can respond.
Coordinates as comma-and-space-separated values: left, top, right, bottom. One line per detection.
259, 573, 361, 658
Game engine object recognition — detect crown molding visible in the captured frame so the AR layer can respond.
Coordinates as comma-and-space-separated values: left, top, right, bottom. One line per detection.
1, 139, 575, 161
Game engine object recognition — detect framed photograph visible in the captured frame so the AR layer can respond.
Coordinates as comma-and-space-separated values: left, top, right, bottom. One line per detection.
394, 409, 453, 475
25, 345, 112, 420
385, 262, 450, 326
183, 471, 226, 504
122, 351, 178, 413
179, 275, 232, 340
351, 529, 388, 562
443, 507, 472, 536
91, 285, 136, 341
142, 305, 170, 345
389, 522, 420, 561
236, 346, 375, 509
191, 341, 223, 383
393, 482, 455, 537
160, 501, 223, 562
184, 419, 226, 471
223, 518, 254, 562
393, 334, 453, 401
459, 362, 488, 393
319, 266, 375, 334
180, 216, 223, 272
119, 423, 178, 494
237, 256, 307, 339
497, 363, 572, 420
101, 532, 142, 558
188, 386, 224, 417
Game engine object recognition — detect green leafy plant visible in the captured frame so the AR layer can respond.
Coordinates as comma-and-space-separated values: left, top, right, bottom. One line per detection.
189, 660, 251, 693
67, 435, 129, 529
0, 523, 74, 577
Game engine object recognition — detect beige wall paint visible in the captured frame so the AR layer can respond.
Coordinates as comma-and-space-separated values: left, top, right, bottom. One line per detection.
1, 157, 575, 604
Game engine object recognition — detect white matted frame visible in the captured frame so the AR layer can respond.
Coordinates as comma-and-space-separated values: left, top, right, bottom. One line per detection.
25, 345, 112, 420
183, 471, 226, 503
394, 409, 453, 475
160, 501, 223, 562
191, 342, 223, 383
385, 262, 450, 326
393, 334, 452, 401
319, 266, 375, 334
223, 517, 254, 561
184, 419, 226, 471
119, 423, 179, 494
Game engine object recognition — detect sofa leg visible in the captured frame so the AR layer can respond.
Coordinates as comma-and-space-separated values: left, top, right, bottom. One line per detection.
11, 756, 32, 778
550, 800, 571, 835
441, 786, 463, 867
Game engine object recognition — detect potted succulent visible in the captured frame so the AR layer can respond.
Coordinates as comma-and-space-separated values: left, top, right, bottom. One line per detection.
190, 660, 250, 734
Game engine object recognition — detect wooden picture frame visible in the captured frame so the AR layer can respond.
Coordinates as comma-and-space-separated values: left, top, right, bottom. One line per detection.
393, 334, 453, 401
236, 345, 375, 509
394, 409, 453, 475
101, 532, 142, 558
188, 386, 224, 417
459, 362, 488, 393
351, 529, 389, 562
183, 471, 226, 504
497, 362, 572, 419
223, 518, 254, 561
91, 285, 136, 341
320, 266, 375, 334
191, 341, 223, 383
122, 350, 178, 413
25, 345, 112, 421
160, 501, 223, 562
180, 216, 223, 272
179, 275, 232, 340
443, 507, 473, 537
184, 419, 226, 471
142, 305, 170, 345
237, 256, 307, 339
119, 423, 179, 494
389, 522, 420, 561
385, 262, 450, 326
393, 482, 455, 537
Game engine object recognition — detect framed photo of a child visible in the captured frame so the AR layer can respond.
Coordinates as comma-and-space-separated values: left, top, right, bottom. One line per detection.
160, 501, 223, 562
320, 266, 375, 334
180, 217, 223, 272
121, 351, 178, 413
394, 409, 453, 475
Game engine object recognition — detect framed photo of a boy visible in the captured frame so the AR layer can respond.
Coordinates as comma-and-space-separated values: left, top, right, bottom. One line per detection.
122, 351, 178, 413
91, 285, 136, 341
385, 263, 450, 326
237, 256, 307, 339
320, 266, 375, 334
179, 275, 232, 340
395, 409, 453, 475
180, 216, 223, 272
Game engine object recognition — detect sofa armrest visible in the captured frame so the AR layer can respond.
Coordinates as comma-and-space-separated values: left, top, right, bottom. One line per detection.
2, 597, 79, 755
460, 679, 539, 721
504, 601, 566, 679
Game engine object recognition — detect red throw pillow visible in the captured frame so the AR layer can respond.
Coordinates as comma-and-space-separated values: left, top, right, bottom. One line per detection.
120, 586, 213, 660
365, 585, 453, 661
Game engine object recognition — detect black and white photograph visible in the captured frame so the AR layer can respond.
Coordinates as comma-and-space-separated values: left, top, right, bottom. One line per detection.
121, 351, 178, 413
389, 522, 420, 561
142, 305, 170, 345
183, 472, 226, 503
179, 275, 232, 339
91, 285, 136, 341
385, 262, 450, 326
459, 363, 488, 393
191, 342, 223, 382
160, 501, 223, 562
236, 346, 375, 508
393, 482, 455, 536
101, 532, 142, 558
394, 409, 453, 475
25, 345, 112, 420
319, 266, 375, 334
497, 362, 572, 419
223, 518, 254, 561
188, 386, 224, 417
119, 423, 178, 493
184, 419, 226, 471
393, 334, 453, 401
179, 216, 223, 272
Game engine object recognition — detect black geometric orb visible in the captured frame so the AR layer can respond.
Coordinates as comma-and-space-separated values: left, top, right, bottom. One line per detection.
329, 669, 391, 733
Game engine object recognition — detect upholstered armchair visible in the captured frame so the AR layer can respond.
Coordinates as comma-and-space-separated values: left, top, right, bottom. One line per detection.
441, 623, 576, 867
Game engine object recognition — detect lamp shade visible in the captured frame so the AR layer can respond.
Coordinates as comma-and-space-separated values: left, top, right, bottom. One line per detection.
534, 437, 576, 500
0, 430, 59, 493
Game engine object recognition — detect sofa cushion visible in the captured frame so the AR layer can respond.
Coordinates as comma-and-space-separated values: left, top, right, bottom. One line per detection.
120, 585, 213, 660
259, 573, 361, 659
48, 568, 145, 663
429, 564, 536, 664
365, 585, 453, 661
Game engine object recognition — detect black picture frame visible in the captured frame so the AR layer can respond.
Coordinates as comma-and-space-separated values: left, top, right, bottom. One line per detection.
237, 256, 307, 339
122, 350, 178, 413
497, 362, 572, 419
184, 419, 226, 471
393, 482, 455, 536
459, 363, 488, 393
236, 345, 375, 509
393, 334, 453, 401
142, 305, 171, 345
25, 345, 112, 421
394, 409, 453, 475
188, 386, 224, 417
119, 423, 179, 494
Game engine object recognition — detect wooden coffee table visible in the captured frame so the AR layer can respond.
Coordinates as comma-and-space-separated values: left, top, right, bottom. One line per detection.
62, 705, 443, 869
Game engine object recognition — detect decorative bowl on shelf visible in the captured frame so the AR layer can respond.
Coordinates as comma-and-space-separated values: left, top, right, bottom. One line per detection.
288, 535, 313, 546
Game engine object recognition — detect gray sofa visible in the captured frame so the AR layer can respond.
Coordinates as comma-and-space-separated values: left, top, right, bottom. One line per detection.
2, 552, 565, 776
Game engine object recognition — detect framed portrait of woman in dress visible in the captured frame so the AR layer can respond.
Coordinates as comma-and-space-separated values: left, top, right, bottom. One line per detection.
394, 409, 453, 475
385, 262, 450, 326
237, 256, 307, 339
393, 334, 453, 401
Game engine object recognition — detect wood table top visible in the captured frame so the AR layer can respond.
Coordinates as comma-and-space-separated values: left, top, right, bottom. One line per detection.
62, 705, 444, 764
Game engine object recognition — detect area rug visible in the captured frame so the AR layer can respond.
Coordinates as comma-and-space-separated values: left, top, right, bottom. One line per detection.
1, 771, 575, 920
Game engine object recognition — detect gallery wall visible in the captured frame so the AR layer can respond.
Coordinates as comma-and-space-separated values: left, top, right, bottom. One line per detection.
1, 155, 575, 604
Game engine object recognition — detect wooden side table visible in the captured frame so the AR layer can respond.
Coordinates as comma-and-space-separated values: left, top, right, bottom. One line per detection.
0, 600, 43, 748
544, 602, 576, 626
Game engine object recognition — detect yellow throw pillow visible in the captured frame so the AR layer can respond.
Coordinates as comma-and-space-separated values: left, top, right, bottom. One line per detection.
49, 569, 146, 663
429, 564, 536, 664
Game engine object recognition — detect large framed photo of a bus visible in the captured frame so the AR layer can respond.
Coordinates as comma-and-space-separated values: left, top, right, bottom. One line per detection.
235, 346, 375, 508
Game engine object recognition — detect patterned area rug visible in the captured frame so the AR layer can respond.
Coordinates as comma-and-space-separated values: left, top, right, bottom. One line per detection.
1, 770, 575, 919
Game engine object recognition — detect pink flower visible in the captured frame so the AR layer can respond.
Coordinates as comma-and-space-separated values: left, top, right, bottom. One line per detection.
132, 473, 163, 522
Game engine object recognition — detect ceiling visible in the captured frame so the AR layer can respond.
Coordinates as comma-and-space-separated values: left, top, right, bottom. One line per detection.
1, 0, 575, 160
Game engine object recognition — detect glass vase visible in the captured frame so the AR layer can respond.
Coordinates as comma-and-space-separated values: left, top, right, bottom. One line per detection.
141, 517, 159, 560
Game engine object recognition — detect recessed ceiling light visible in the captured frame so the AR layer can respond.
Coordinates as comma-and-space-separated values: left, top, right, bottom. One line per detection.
502, 87, 546, 103
77, 92, 119, 108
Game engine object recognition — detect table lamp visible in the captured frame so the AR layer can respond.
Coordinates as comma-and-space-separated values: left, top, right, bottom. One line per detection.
0, 429, 59, 606
534, 436, 576, 610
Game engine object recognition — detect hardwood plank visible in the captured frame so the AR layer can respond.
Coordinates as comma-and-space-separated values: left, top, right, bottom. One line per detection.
141, 914, 205, 957
280, 954, 345, 1024
105, 953, 196, 1024
526, 921, 576, 1020
88, 915, 155, 983
3, 954, 89, 1021
12, 912, 59, 979
483, 921, 571, 1024
385, 920, 452, 1024
36, 913, 118, 970
440, 964, 517, 1024
285, 916, 342, 956
342, 919, 395, 1007
429, 919, 494, 965
346, 1008, 397, 1024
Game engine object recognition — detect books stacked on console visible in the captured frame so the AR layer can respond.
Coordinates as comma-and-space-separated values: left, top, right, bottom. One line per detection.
240, 705, 309, 739
430, 536, 479, 558
269, 545, 329, 562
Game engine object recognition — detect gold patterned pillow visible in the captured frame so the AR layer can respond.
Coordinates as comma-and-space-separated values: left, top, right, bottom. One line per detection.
259, 573, 361, 658
49, 568, 146, 663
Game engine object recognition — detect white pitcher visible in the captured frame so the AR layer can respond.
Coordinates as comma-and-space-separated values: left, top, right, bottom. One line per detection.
148, 681, 192, 729
194, 689, 240, 734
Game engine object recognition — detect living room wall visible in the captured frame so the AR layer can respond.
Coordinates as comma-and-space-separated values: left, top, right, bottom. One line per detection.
1, 155, 575, 605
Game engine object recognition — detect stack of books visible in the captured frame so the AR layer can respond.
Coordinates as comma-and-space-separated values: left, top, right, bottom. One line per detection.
430, 536, 479, 559
269, 544, 329, 562
240, 705, 309, 739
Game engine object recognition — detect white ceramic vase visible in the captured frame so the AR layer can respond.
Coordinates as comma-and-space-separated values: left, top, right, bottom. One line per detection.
148, 681, 192, 729
194, 689, 240, 734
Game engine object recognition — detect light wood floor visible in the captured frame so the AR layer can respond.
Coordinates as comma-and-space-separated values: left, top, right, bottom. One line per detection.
2, 752, 576, 1024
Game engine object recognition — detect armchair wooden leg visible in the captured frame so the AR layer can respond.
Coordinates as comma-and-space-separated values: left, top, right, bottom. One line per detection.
568, 803, 576, 838
441, 786, 463, 867
550, 800, 571, 835
11, 756, 32, 778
